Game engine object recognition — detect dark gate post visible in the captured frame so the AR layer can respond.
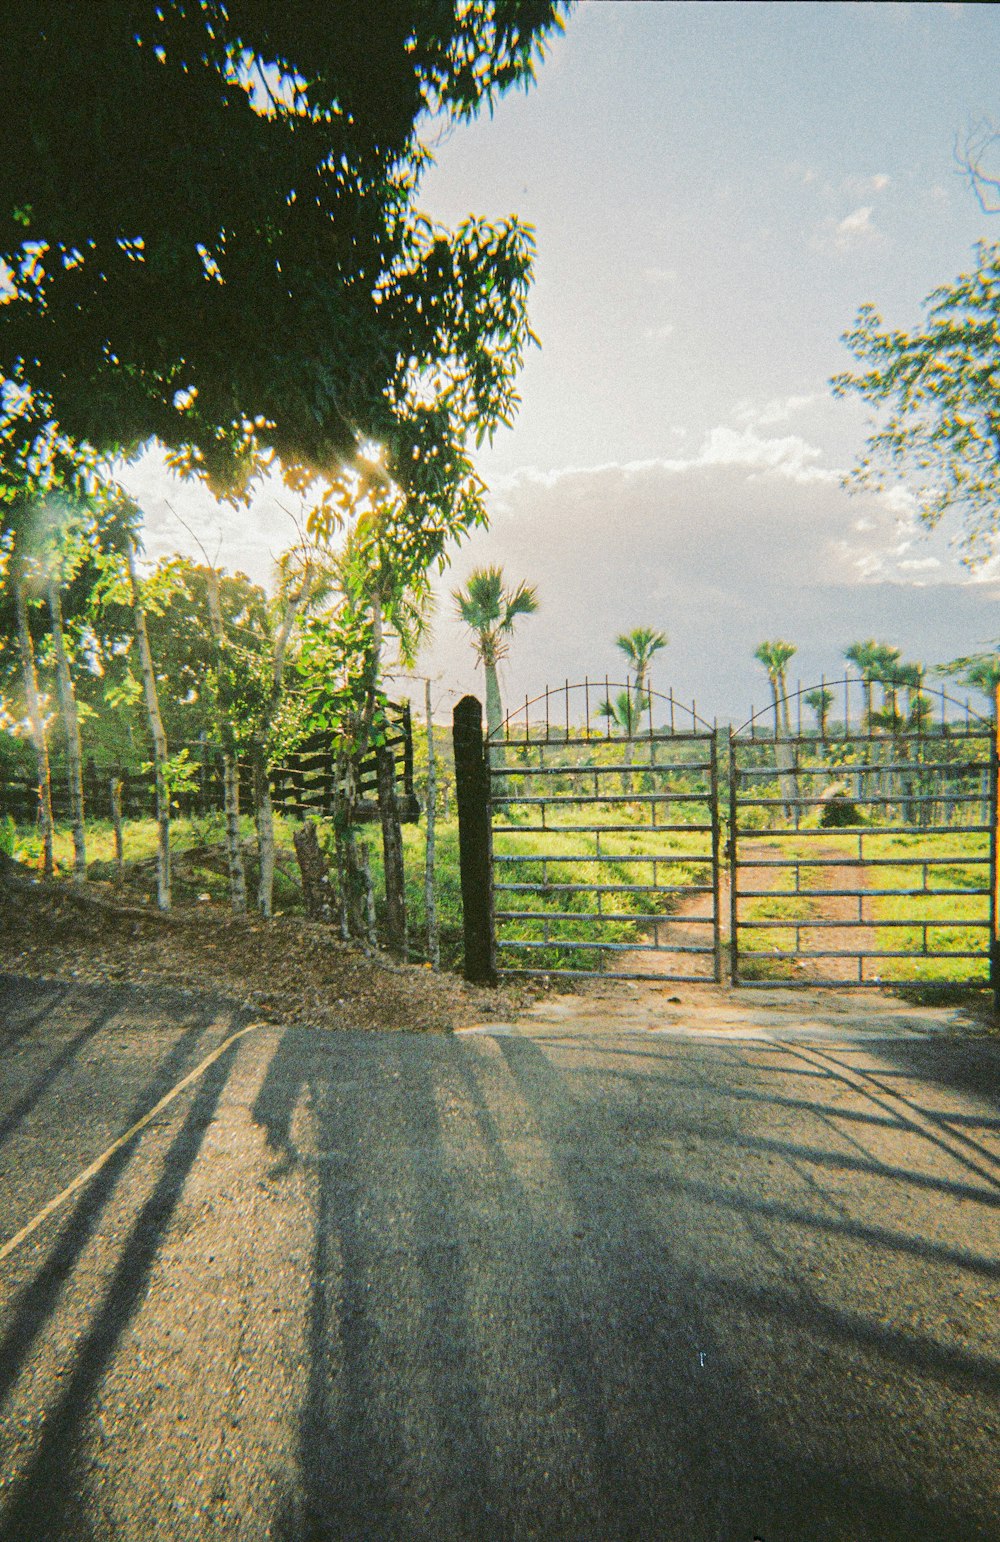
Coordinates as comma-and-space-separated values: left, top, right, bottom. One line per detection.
453, 695, 497, 985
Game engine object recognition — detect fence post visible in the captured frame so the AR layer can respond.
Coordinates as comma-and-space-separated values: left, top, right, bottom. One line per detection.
453, 694, 497, 985
376, 744, 408, 960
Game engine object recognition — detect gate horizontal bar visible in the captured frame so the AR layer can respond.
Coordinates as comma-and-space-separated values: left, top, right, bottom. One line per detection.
491, 761, 714, 777
493, 851, 711, 865
738, 947, 986, 960
498, 968, 717, 981
734, 854, 990, 868
733, 792, 986, 809
499, 730, 714, 746
736, 886, 991, 899
736, 729, 990, 746
734, 977, 988, 991
496, 909, 714, 924
731, 823, 991, 838
493, 792, 709, 806
733, 758, 992, 777
736, 916, 990, 929
492, 822, 713, 835
496, 881, 714, 894
499, 939, 715, 954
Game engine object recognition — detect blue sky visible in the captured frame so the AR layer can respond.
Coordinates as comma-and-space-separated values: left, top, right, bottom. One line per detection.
127, 1, 1000, 721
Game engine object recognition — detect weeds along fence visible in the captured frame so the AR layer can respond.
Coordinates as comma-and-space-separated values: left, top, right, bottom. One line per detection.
0, 702, 419, 827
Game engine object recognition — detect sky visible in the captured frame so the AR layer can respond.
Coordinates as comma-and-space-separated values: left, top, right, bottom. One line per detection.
123, 0, 1000, 724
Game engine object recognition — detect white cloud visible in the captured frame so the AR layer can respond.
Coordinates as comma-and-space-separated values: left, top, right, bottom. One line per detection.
733, 392, 822, 429
811, 204, 883, 254
422, 432, 999, 719
643, 322, 675, 341
833, 205, 878, 249
842, 173, 890, 196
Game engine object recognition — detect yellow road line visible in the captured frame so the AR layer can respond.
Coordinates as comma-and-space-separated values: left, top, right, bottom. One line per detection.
0, 1021, 268, 1268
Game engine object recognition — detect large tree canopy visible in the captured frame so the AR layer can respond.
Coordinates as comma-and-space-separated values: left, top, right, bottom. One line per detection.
832, 240, 1000, 563
0, 1, 567, 507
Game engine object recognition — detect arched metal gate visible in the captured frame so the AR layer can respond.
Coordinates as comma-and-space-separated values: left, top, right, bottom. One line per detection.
453, 676, 999, 997
728, 678, 996, 990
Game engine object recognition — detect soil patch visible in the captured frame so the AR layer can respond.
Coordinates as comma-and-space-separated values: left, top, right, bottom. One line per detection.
0, 865, 519, 1033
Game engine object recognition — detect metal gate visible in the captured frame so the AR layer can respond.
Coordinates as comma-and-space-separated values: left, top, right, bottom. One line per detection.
487, 681, 723, 982
729, 678, 997, 990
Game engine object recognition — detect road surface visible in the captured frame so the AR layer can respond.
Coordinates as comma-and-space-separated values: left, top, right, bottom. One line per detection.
1, 975, 998, 1541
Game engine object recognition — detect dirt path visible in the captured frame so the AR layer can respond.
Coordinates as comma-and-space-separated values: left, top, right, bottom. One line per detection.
619, 838, 878, 985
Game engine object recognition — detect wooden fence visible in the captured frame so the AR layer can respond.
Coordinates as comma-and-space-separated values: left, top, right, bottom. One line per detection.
0, 703, 419, 827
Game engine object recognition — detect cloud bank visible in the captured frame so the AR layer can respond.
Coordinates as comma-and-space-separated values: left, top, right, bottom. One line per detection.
421, 422, 1000, 723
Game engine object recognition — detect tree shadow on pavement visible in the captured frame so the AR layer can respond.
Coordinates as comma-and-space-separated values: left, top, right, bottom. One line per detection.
0, 994, 245, 1542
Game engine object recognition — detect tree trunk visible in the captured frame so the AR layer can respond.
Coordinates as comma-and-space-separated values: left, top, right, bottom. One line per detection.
204, 567, 247, 913
110, 774, 124, 882
334, 757, 375, 948
222, 752, 247, 914
12, 563, 54, 877
292, 820, 334, 921
255, 573, 310, 918
424, 679, 440, 969
46, 576, 87, 882
254, 754, 275, 916
484, 658, 509, 802
128, 544, 170, 910
377, 744, 407, 959
484, 661, 504, 740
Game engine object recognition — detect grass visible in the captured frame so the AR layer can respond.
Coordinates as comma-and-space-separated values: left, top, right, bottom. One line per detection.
732, 824, 993, 987
15, 777, 995, 990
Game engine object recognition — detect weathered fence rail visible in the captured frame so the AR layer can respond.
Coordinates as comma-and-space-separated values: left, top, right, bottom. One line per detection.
0, 703, 419, 826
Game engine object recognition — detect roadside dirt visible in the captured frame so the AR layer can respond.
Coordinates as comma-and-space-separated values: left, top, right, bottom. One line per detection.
0, 866, 521, 1033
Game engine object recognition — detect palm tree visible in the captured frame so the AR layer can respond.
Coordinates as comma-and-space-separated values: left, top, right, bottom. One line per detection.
754, 640, 797, 816
453, 566, 538, 739
597, 686, 649, 737
844, 639, 883, 730
804, 686, 833, 738
938, 651, 1000, 715
615, 626, 668, 696
754, 640, 797, 735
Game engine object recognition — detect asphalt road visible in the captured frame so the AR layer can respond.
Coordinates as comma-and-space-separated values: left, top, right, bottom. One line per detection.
0, 975, 998, 1542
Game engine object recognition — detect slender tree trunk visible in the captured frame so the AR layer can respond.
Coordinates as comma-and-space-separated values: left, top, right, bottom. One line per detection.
110, 774, 124, 882
776, 669, 798, 821
377, 744, 407, 959
484, 660, 503, 740
46, 576, 87, 881
255, 577, 310, 918
222, 756, 247, 914
334, 755, 375, 948
424, 679, 440, 969
128, 544, 170, 910
12, 563, 54, 877
484, 656, 510, 802
204, 568, 246, 913
254, 759, 275, 915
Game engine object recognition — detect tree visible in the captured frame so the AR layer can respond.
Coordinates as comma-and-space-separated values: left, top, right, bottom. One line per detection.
3, 532, 54, 875
844, 639, 882, 730
453, 566, 538, 740
1, 4, 566, 516
832, 241, 1000, 563
615, 627, 668, 696
754, 639, 797, 816
938, 651, 1000, 714
804, 687, 833, 738
753, 640, 797, 735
